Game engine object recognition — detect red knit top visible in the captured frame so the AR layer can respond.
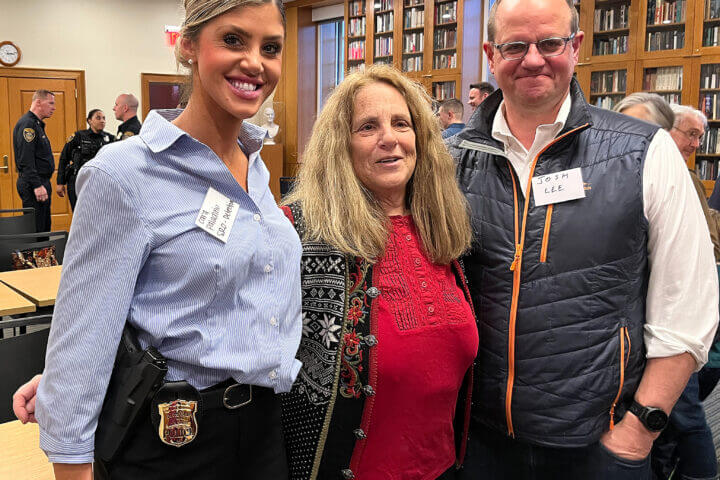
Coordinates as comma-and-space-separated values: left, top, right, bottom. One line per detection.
348, 216, 478, 479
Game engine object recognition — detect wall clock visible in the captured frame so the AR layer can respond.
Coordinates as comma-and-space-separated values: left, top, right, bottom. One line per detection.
0, 41, 21, 67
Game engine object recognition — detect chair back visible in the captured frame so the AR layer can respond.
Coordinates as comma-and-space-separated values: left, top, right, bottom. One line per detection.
0, 315, 52, 423
0, 231, 69, 272
0, 208, 36, 235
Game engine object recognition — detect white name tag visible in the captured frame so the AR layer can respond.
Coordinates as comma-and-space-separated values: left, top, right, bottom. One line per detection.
531, 167, 586, 207
195, 187, 240, 243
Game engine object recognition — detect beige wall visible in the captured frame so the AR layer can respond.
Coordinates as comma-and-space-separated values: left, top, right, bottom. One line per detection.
0, 0, 271, 133
1, 0, 184, 133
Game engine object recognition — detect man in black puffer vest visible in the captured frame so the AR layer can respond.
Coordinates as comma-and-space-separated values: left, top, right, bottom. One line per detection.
450, 0, 719, 478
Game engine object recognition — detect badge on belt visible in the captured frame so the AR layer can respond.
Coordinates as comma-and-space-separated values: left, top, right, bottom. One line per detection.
151, 381, 201, 447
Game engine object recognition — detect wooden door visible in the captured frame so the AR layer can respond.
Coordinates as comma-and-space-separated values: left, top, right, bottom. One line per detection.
2, 76, 78, 232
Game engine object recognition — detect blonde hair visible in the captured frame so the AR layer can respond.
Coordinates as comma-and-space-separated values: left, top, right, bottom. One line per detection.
284, 64, 472, 265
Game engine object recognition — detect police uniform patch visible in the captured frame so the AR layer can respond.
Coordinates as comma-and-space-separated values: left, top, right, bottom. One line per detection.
121, 131, 135, 140
23, 128, 35, 142
67, 134, 75, 142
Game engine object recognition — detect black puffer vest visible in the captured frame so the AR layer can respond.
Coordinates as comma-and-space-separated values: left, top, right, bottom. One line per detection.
448, 79, 659, 447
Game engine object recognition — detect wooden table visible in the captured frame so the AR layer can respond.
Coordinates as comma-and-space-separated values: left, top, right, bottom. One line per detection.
0, 421, 54, 479
0, 282, 36, 316
0, 265, 62, 307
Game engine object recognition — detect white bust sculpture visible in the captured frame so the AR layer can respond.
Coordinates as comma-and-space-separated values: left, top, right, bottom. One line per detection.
262, 107, 280, 144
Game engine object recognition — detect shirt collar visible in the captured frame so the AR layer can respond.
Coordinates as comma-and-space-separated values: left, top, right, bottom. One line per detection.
28, 110, 45, 128
491, 93, 572, 146
139, 109, 267, 157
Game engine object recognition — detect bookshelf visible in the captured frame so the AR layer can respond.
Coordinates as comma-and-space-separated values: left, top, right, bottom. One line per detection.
344, 0, 464, 102
638, 0, 695, 59
576, 61, 635, 110
582, 0, 637, 63
636, 59, 690, 105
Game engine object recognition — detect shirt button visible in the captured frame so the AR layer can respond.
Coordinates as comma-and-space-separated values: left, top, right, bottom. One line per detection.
253, 213, 261, 222
269, 369, 278, 380
428, 306, 435, 313
341, 469, 355, 479
414, 258, 421, 266
264, 264, 273, 273
270, 316, 278, 327
405, 234, 412, 241
421, 281, 427, 288
366, 286, 380, 298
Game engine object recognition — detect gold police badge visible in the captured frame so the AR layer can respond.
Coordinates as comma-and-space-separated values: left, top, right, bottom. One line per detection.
157, 399, 198, 447
23, 128, 35, 142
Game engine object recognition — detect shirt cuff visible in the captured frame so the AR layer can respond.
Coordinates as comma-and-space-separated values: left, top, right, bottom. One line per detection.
644, 323, 710, 371
40, 428, 95, 464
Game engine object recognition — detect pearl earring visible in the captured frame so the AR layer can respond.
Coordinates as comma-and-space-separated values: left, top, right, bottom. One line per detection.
188, 59, 193, 65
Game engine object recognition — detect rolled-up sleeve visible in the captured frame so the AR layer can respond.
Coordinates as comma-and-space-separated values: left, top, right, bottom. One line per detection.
35, 164, 152, 463
643, 128, 719, 369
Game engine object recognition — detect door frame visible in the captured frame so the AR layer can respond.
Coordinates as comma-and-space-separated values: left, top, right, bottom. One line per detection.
0, 67, 86, 129
140, 73, 187, 119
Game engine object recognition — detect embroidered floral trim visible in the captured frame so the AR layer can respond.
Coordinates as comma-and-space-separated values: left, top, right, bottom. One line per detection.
339, 259, 371, 399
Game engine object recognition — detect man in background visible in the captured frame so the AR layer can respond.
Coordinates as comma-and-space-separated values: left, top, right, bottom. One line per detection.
468, 81, 495, 112
13, 89, 56, 232
438, 98, 466, 139
113, 94, 141, 140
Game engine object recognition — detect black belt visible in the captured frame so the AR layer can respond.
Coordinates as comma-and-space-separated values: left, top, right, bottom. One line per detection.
200, 380, 252, 410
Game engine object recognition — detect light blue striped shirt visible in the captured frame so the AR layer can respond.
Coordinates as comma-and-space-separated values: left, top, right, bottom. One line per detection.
35, 110, 303, 463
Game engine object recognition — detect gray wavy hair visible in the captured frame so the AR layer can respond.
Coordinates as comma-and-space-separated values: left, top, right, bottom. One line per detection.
670, 104, 708, 130
614, 92, 675, 131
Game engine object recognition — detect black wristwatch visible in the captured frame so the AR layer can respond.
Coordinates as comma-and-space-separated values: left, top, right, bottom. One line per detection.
628, 400, 668, 432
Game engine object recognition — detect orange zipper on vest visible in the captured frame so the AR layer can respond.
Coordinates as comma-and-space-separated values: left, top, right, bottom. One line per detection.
609, 326, 631, 430
503, 124, 589, 438
540, 204, 553, 263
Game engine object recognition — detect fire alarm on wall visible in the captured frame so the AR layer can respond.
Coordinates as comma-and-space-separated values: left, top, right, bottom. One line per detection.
0, 41, 21, 67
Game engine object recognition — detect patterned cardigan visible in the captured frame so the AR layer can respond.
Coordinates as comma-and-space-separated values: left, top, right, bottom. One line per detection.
280, 204, 474, 480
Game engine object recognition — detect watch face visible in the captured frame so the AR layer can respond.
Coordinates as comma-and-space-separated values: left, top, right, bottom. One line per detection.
645, 409, 668, 431
0, 43, 19, 65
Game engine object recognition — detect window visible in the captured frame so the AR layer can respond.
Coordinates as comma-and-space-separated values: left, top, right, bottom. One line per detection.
317, 19, 345, 113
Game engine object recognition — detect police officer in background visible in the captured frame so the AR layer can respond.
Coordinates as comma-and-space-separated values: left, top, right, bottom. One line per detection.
112, 93, 141, 140
56, 109, 114, 209
12, 89, 56, 232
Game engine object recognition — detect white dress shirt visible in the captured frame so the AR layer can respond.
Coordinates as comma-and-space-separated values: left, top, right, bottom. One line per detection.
491, 94, 719, 368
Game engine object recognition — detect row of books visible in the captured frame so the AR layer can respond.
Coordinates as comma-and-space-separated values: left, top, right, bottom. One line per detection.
434, 29, 457, 50
696, 159, 719, 180
701, 92, 720, 120
657, 92, 681, 104
706, 0, 720, 20
590, 69, 627, 94
374, 0, 392, 11
647, 0, 686, 25
348, 17, 366, 37
402, 56, 423, 72
593, 36, 628, 55
701, 64, 720, 89
375, 12, 394, 33
349, 0, 365, 16
404, 8, 425, 29
348, 40, 365, 60
433, 52, 457, 69
433, 81, 456, 101
375, 36, 393, 57
647, 30, 685, 51
642, 66, 683, 90
592, 95, 622, 110
594, 5, 629, 32
699, 127, 720, 154
703, 26, 720, 47
349, 63, 365, 74
435, 1, 457, 24
404, 32, 424, 53
404, 0, 424, 6
374, 57, 393, 66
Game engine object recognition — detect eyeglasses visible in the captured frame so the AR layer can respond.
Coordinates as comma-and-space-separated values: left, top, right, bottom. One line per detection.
493, 33, 576, 61
673, 127, 705, 144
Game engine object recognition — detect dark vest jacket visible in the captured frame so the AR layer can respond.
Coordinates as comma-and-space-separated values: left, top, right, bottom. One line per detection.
280, 204, 473, 479
448, 79, 658, 447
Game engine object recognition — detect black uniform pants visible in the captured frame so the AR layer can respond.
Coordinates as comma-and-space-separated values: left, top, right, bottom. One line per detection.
17, 177, 51, 232
67, 176, 78, 211
94, 383, 288, 480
